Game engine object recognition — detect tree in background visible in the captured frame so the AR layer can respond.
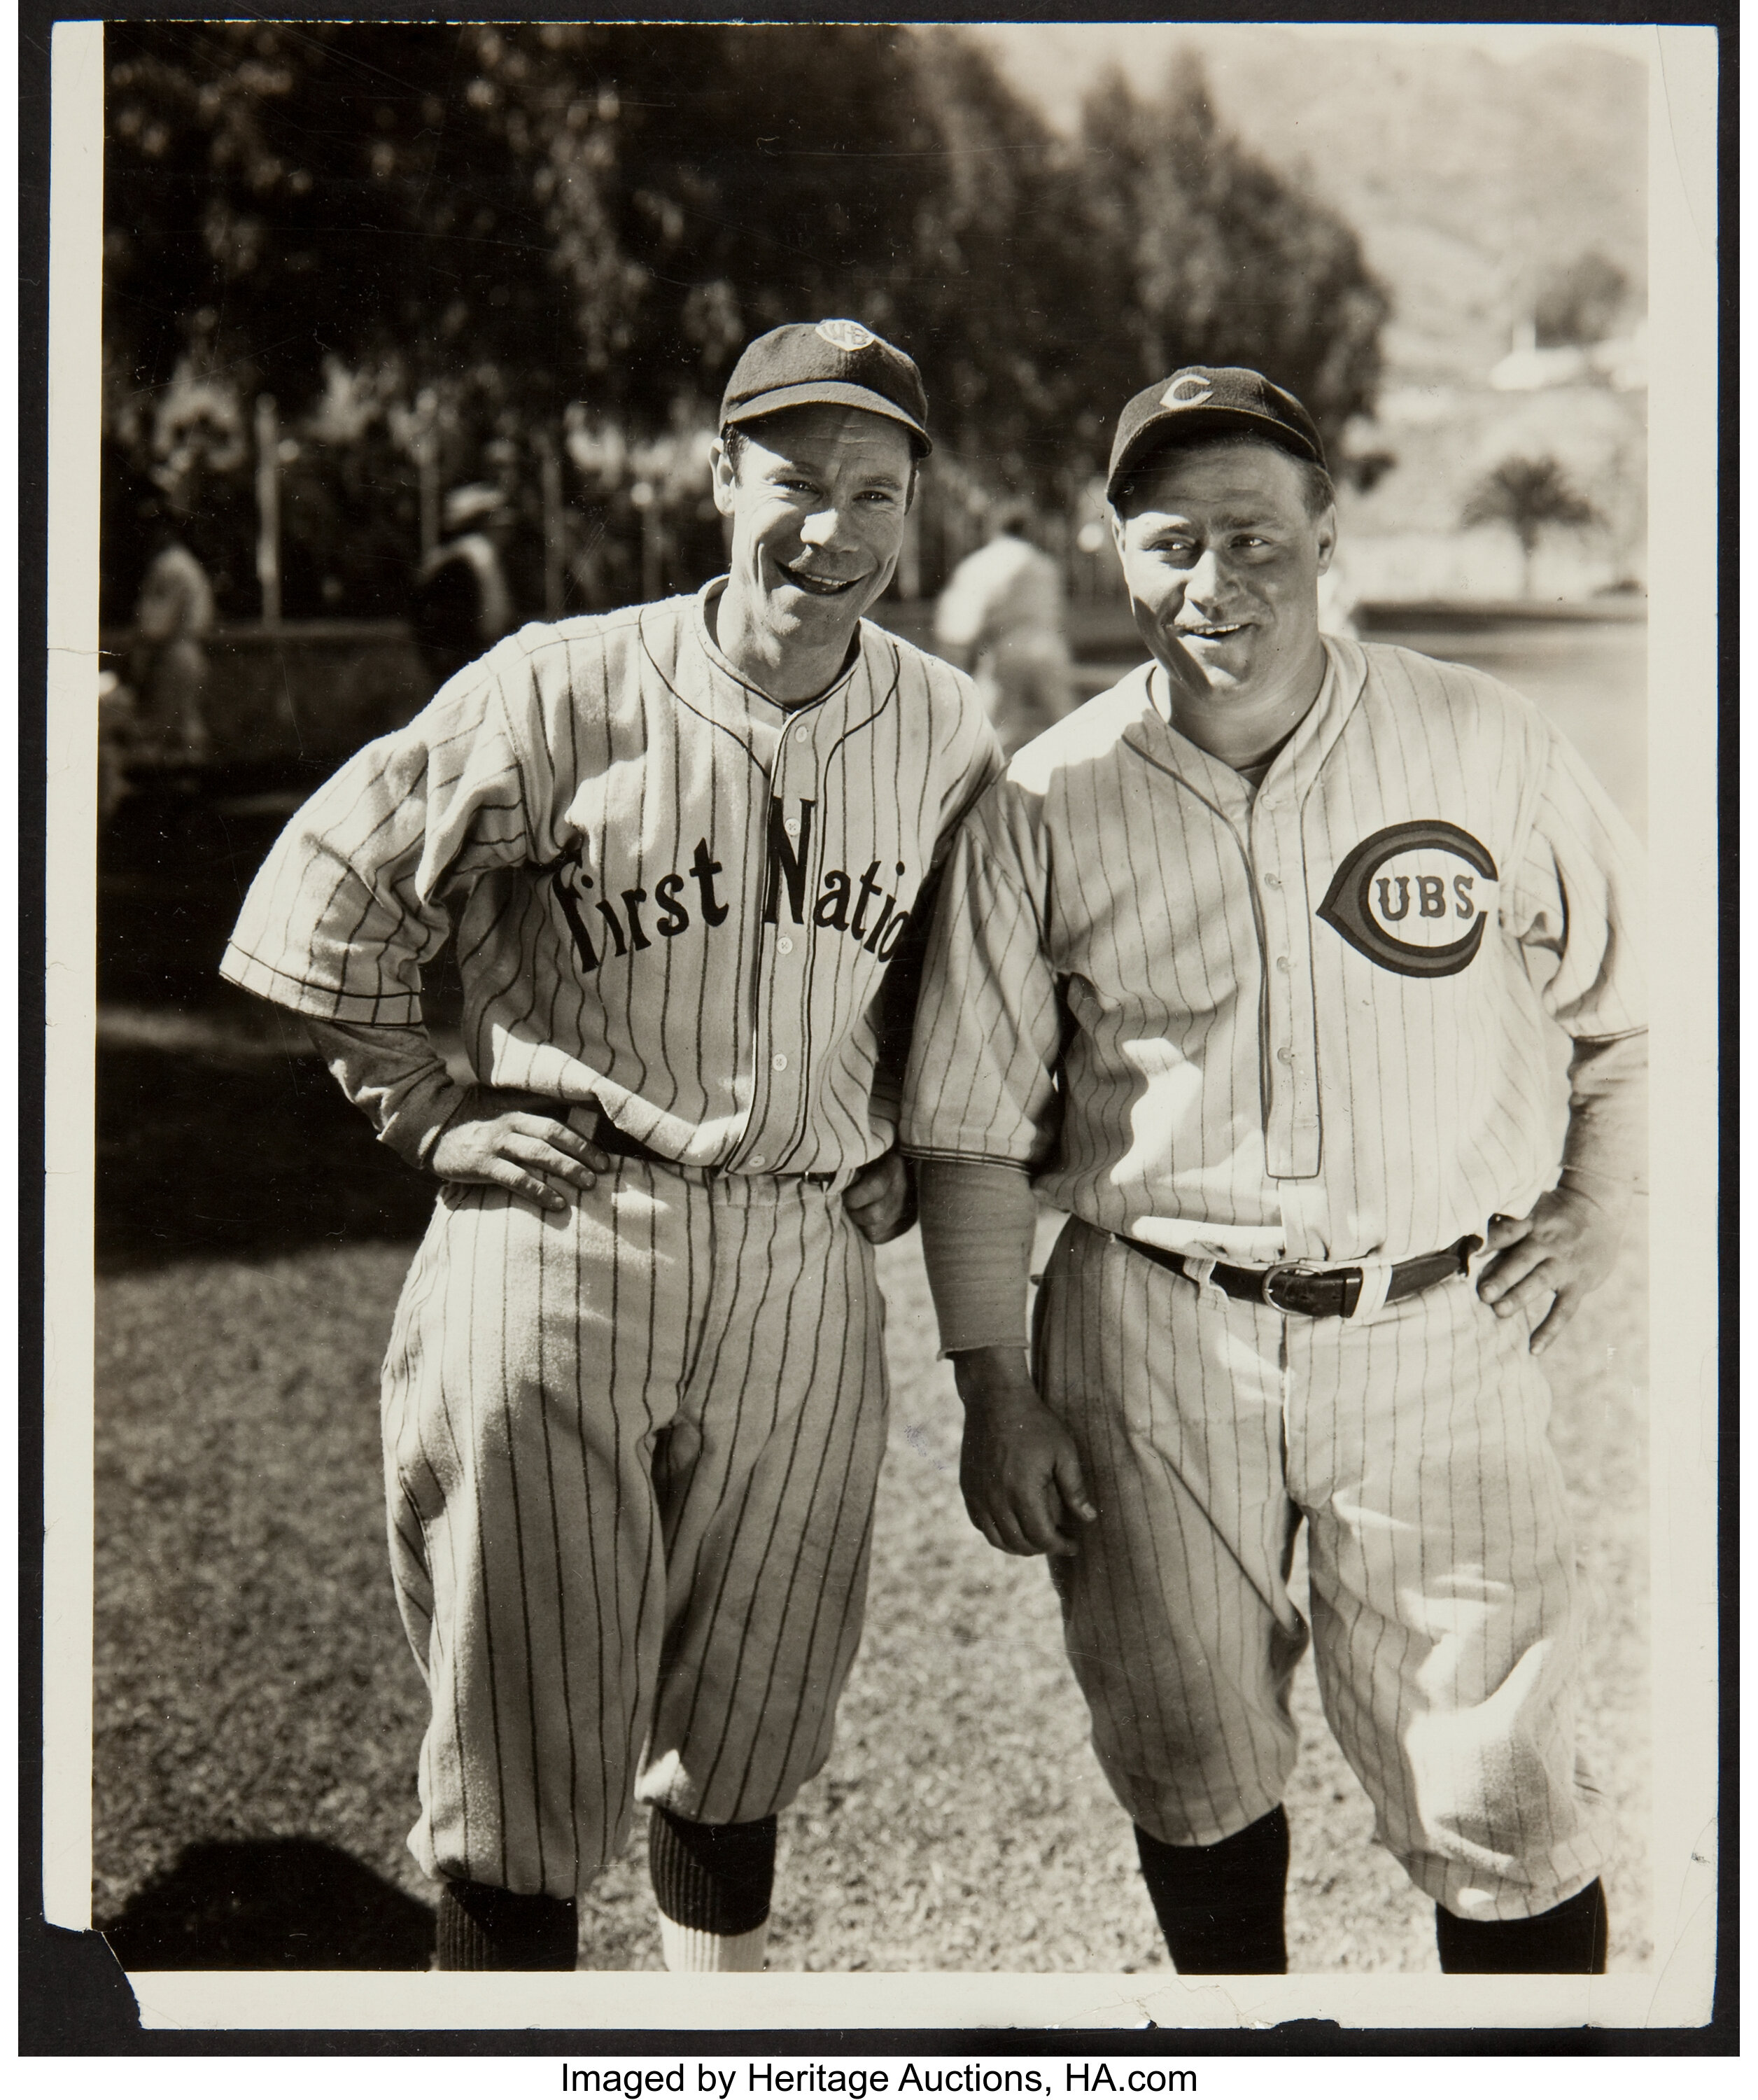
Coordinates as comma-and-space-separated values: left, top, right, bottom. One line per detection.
1461, 455, 1601, 598
101, 22, 1388, 622
1076, 54, 1389, 470
1534, 250, 1633, 349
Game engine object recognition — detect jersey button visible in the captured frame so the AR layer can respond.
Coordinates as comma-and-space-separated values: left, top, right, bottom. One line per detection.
1262, 872, 1282, 889
1274, 955, 1291, 972
794, 727, 810, 744
748, 1155, 766, 1169
1275, 1046, 1293, 1064
784, 818, 800, 836
777, 937, 794, 955
772, 1054, 788, 1071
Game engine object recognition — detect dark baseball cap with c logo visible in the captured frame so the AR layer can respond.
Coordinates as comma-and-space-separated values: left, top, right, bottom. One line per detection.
1106, 365, 1324, 503
720, 320, 932, 456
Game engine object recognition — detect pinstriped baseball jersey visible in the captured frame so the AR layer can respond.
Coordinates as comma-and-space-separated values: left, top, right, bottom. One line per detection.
904, 628, 1638, 1930
902, 635, 1645, 1261
223, 581, 999, 1172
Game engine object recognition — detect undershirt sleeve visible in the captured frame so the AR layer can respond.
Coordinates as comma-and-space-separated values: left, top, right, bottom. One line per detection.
303, 1016, 470, 1170
915, 1156, 1040, 1355
1557, 1030, 1647, 1202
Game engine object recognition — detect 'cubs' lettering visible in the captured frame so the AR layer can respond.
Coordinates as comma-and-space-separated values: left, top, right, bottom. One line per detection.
1318, 820, 1500, 979
1376, 876, 1411, 922
764, 799, 817, 924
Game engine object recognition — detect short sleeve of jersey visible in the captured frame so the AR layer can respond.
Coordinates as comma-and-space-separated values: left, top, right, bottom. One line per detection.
901, 783, 1063, 1168
220, 637, 547, 1021
1505, 720, 1647, 1040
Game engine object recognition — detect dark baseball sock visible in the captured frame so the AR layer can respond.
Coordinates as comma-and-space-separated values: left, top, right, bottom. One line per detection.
1134, 1805, 1290, 1974
435, 1877, 579, 1970
1435, 1878, 1608, 1973
648, 1804, 778, 1935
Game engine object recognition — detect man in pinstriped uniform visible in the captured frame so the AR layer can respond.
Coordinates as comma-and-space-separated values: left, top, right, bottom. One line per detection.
222, 321, 1001, 1970
902, 367, 1645, 1974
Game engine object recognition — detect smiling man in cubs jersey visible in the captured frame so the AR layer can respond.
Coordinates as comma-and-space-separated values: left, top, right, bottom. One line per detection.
903, 366, 1644, 1976
223, 321, 1000, 1970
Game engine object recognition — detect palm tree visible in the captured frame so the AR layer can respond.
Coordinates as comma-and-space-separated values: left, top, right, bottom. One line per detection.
1461, 455, 1601, 597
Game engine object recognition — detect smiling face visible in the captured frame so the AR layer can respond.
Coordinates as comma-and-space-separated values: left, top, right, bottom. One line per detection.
710, 404, 915, 680
1111, 438, 1335, 719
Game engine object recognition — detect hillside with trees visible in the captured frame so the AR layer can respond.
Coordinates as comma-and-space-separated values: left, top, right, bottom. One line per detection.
101, 20, 1388, 624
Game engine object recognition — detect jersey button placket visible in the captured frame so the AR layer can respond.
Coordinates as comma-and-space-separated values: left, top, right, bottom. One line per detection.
1280, 805, 1321, 1175
1256, 806, 1317, 1177
768, 739, 814, 972
747, 733, 812, 1170
1256, 852, 1292, 1170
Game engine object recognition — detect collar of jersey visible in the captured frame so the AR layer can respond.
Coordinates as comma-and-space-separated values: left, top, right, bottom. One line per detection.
693, 577, 864, 718
1127, 637, 1368, 807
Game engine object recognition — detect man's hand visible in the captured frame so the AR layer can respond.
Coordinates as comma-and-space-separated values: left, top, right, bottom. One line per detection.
1476, 1181, 1629, 1355
843, 1149, 917, 1245
428, 1091, 610, 1212
952, 1345, 1097, 1556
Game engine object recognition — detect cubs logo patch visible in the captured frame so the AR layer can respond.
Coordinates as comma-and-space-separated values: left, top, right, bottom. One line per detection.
1316, 820, 1498, 978
817, 318, 877, 351
1162, 374, 1214, 407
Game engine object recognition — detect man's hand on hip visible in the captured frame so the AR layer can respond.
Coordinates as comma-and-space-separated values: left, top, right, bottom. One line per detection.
1476, 1181, 1629, 1355
952, 1345, 1097, 1556
429, 1091, 611, 1212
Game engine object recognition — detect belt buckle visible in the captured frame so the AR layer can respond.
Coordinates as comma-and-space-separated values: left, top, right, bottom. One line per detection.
1261, 1261, 1309, 1314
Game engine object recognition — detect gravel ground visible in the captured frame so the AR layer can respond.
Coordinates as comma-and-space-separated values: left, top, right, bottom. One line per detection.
92, 1172, 1650, 1975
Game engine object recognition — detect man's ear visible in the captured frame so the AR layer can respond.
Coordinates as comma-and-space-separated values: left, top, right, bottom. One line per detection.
709, 438, 738, 519
1314, 503, 1338, 578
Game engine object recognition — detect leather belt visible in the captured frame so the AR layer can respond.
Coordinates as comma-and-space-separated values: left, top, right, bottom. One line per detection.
1123, 1233, 1482, 1317
592, 1114, 836, 1186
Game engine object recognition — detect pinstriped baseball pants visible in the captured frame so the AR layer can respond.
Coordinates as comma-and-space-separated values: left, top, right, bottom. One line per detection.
1036, 1216, 1610, 1923
381, 1163, 887, 1900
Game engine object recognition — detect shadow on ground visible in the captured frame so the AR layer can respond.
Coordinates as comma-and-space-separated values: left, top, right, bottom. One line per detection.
99, 1039, 437, 1270
97, 1837, 435, 1970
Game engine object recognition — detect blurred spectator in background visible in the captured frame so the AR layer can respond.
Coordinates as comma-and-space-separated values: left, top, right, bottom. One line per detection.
97, 668, 137, 820
934, 499, 1076, 757
412, 484, 516, 686
126, 533, 216, 766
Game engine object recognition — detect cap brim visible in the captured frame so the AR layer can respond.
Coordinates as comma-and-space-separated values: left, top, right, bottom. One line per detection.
1107, 407, 1319, 500
724, 380, 931, 454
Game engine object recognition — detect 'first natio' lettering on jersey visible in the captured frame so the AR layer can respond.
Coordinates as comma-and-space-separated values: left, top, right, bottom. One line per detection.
223, 584, 1001, 1175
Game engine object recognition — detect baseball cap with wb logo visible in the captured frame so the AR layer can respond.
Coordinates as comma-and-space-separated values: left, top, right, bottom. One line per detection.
1106, 365, 1325, 503
720, 320, 932, 455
